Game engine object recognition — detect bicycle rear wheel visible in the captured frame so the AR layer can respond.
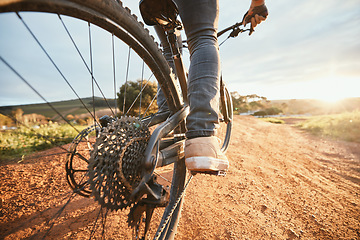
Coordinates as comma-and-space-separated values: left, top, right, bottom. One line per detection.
0, 0, 186, 239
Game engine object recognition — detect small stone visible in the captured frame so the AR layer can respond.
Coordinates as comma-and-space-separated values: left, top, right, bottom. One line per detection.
287, 229, 299, 239
261, 204, 268, 212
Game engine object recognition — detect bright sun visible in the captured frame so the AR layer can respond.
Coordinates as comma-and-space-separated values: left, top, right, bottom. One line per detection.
310, 77, 355, 103
232, 76, 360, 102
283, 76, 360, 102
316, 90, 345, 103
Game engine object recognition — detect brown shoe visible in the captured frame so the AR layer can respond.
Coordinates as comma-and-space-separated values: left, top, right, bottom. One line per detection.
185, 136, 229, 175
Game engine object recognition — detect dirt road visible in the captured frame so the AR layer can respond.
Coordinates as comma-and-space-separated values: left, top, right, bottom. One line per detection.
1, 116, 359, 239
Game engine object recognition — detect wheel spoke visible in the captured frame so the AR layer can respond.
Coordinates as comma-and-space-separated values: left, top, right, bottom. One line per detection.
124, 73, 154, 116
16, 13, 98, 124
58, 15, 116, 117
154, 172, 172, 184
0, 57, 80, 133
123, 46, 131, 114
139, 61, 145, 117
88, 22, 96, 124
142, 88, 160, 118
112, 33, 118, 116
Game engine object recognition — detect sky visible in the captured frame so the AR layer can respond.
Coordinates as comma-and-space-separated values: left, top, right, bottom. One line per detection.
1, 0, 360, 106
123, 0, 360, 101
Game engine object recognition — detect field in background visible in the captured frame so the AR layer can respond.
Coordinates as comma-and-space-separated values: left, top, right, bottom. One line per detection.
271, 97, 360, 115
0, 97, 115, 120
0, 123, 85, 162
1, 97, 359, 161
295, 111, 360, 143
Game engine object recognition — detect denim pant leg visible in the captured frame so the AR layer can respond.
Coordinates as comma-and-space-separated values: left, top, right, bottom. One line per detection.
156, 0, 220, 138
175, 0, 220, 139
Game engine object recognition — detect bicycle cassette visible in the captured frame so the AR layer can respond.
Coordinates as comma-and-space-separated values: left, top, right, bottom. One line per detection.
88, 116, 150, 211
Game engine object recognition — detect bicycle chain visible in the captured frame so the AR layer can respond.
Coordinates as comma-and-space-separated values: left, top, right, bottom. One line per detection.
87, 116, 150, 211
153, 175, 193, 240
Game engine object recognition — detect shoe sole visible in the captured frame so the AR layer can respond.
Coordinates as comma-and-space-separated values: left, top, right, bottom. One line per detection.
190, 170, 227, 176
185, 156, 229, 173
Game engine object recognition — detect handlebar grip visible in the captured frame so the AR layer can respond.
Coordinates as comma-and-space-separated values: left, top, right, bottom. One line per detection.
242, 4, 268, 26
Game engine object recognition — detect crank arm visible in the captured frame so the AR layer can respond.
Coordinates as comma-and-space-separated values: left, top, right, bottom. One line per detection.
156, 140, 185, 167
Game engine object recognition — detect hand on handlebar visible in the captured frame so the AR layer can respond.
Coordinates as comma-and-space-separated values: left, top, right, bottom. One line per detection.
242, 2, 268, 35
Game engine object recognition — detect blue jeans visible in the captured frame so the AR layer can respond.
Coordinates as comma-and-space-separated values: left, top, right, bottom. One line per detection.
157, 0, 220, 139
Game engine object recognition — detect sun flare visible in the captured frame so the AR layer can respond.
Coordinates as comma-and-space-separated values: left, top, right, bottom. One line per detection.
309, 76, 359, 103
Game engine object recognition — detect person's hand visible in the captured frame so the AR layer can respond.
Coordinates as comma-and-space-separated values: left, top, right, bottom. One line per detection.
242, 1, 268, 35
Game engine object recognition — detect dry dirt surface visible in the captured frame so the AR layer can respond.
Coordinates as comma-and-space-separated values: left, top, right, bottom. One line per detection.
1, 115, 359, 239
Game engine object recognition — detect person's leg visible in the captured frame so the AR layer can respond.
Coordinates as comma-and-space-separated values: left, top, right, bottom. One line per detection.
174, 0, 228, 174
174, 0, 220, 139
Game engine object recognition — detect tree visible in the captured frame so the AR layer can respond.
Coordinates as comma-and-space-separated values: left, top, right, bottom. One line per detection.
11, 108, 24, 125
264, 107, 282, 115
253, 107, 282, 117
253, 110, 267, 117
66, 114, 75, 121
231, 92, 269, 114
0, 114, 14, 127
117, 80, 158, 116
231, 91, 248, 113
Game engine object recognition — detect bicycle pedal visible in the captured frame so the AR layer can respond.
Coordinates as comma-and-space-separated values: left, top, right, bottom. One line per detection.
190, 170, 227, 176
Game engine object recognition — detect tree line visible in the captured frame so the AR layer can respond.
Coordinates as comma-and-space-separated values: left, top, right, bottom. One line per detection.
1, 80, 288, 128
230, 92, 284, 117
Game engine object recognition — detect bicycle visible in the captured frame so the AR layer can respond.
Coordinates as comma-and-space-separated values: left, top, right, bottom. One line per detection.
0, 0, 251, 239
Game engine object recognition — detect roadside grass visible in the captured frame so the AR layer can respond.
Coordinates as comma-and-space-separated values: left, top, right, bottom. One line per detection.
260, 118, 285, 124
296, 111, 360, 143
0, 122, 86, 162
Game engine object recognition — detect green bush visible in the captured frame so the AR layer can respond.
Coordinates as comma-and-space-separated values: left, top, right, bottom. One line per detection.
262, 118, 285, 124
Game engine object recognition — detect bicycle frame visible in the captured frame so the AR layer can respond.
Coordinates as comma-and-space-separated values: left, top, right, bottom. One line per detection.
140, 14, 246, 165
165, 28, 189, 104
132, 20, 242, 201
0, 1, 242, 239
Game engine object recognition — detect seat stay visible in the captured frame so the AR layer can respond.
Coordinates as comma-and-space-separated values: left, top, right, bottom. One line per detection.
165, 29, 188, 104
